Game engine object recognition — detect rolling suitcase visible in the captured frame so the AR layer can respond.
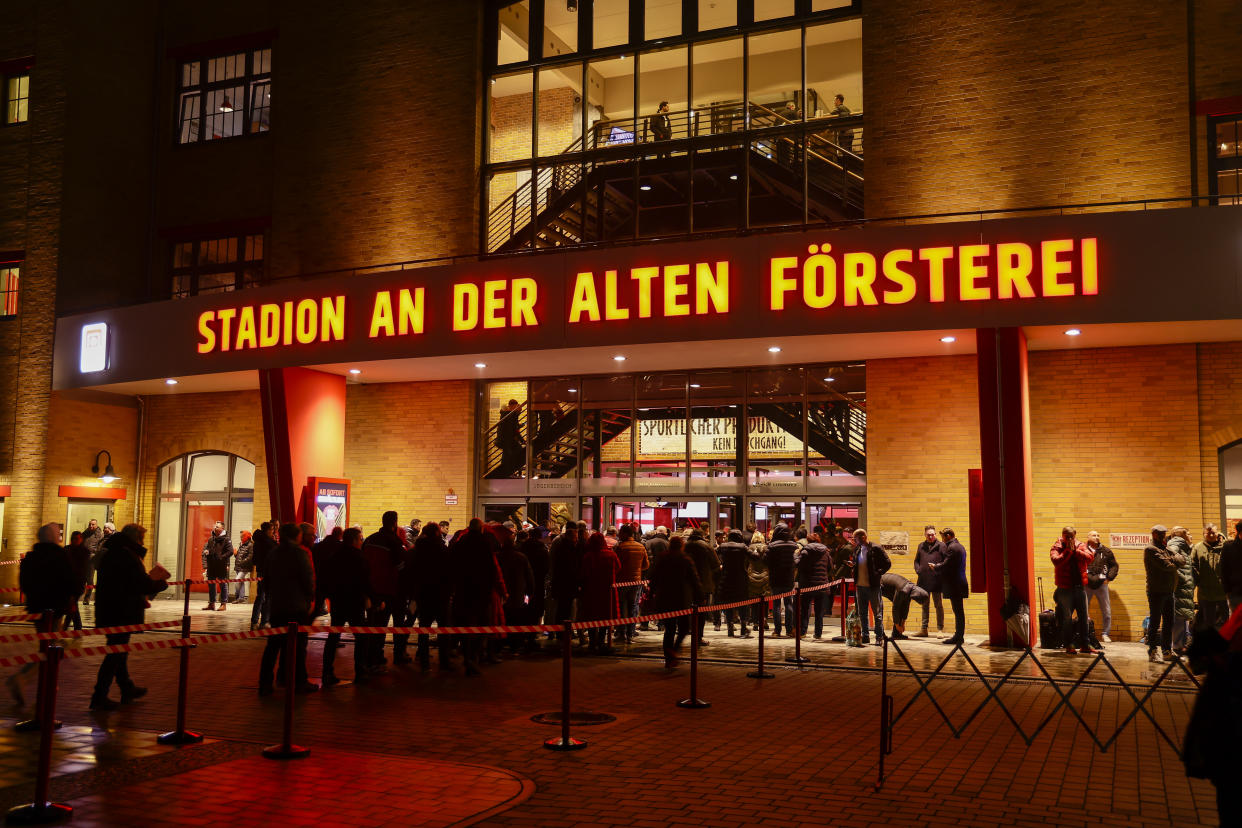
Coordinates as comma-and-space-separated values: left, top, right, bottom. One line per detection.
1037, 577, 1062, 649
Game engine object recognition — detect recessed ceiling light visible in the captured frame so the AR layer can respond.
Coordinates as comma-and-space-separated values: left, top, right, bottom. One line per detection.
1064, 328, 1081, 336
729, 174, 738, 180
474, 362, 487, 368
165, 378, 178, 385
640, 184, 652, 191
689, 383, 701, 388
348, 368, 361, 375
567, 388, 578, 393
823, 377, 836, 382
613, 355, 626, 362
768, 346, 782, 353
940, 336, 956, 344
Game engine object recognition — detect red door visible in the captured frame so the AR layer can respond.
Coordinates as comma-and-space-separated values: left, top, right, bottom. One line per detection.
184, 503, 225, 593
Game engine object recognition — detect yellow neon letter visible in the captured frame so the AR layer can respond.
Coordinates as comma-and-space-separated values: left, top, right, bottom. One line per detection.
695, 261, 729, 315
1041, 239, 1075, 297
769, 256, 799, 310
398, 288, 424, 335
631, 267, 659, 318
453, 282, 479, 331
958, 244, 991, 301
881, 249, 916, 304
919, 247, 953, 303
569, 272, 601, 323
511, 278, 537, 327
996, 243, 1035, 299
196, 311, 216, 354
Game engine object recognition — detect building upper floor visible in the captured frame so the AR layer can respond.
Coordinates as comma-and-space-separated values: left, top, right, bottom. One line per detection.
0, 0, 1239, 322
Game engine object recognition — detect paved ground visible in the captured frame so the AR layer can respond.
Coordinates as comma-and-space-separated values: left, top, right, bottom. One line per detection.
0, 596, 1217, 827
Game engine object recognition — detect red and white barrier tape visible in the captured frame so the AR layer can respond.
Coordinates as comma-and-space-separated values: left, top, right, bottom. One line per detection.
0, 613, 43, 624
0, 560, 18, 566
185, 578, 260, 585
0, 652, 46, 668
0, 619, 183, 643
58, 625, 291, 659
303, 623, 563, 636
613, 579, 648, 589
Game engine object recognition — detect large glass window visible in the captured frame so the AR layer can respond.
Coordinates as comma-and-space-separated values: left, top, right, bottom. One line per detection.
170, 232, 265, 298
177, 48, 272, 144
484, 3, 862, 251
482, 363, 865, 501
1222, 440, 1242, 535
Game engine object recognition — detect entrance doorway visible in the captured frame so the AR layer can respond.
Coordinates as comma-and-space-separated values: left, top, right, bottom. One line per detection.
478, 499, 574, 533
605, 498, 714, 536
65, 499, 113, 539
747, 500, 801, 536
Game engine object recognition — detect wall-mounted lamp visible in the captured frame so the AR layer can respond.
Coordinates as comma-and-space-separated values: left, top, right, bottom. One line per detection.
92, 449, 119, 483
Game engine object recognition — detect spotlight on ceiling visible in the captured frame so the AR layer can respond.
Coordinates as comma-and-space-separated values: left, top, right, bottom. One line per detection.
1065, 328, 1082, 337
940, 336, 956, 344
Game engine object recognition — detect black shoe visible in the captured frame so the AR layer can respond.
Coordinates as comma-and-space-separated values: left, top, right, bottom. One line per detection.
943, 636, 963, 645
891, 632, 908, 641
258, 685, 275, 697
120, 686, 148, 704
295, 682, 320, 694
90, 696, 120, 711
321, 674, 341, 687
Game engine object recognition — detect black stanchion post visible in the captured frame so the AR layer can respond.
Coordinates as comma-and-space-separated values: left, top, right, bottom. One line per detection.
6, 645, 72, 825
263, 624, 310, 760
875, 632, 889, 791
15, 611, 61, 733
787, 586, 809, 665
158, 609, 202, 745
831, 581, 847, 643
544, 620, 586, 750
182, 578, 191, 617
748, 597, 774, 679
677, 606, 710, 709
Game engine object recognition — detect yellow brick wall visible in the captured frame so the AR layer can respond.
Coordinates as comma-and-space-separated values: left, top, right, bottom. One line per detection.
42, 393, 140, 532
1195, 341, 1242, 529
1027, 345, 1204, 642
865, 354, 985, 631
343, 380, 475, 534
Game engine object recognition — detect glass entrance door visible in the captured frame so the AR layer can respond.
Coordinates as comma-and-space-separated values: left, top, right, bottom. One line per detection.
65, 500, 113, 539
747, 500, 801, 538
605, 498, 714, 536
479, 499, 575, 533
805, 500, 862, 535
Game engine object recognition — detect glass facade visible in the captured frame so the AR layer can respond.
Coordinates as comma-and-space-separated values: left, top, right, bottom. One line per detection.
1210, 115, 1241, 206
154, 451, 256, 589
484, 0, 862, 253
478, 361, 865, 507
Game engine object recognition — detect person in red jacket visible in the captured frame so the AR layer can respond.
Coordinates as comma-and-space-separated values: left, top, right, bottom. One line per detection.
1050, 526, 1100, 655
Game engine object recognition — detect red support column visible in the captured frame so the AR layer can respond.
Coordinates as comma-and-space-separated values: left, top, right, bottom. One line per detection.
975, 328, 1036, 648
259, 367, 347, 525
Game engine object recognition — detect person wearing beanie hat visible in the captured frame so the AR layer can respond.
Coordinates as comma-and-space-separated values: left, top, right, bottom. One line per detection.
1144, 524, 1186, 663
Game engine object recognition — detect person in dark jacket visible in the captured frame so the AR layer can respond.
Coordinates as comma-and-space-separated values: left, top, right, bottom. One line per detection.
311, 526, 343, 618
258, 523, 317, 695
363, 511, 406, 667
766, 524, 799, 637
716, 530, 751, 637
1084, 530, 1119, 642
80, 518, 103, 605
685, 529, 720, 643
1180, 614, 1242, 827
496, 399, 525, 476
9, 525, 80, 706
930, 527, 969, 645
65, 530, 91, 630
577, 531, 620, 654
499, 528, 537, 652
201, 521, 233, 611
1144, 524, 1185, 663
796, 531, 832, 638
1222, 521, 1242, 616
452, 520, 503, 676
91, 525, 169, 710
520, 529, 550, 628
231, 530, 255, 604
648, 536, 702, 668
322, 527, 371, 685
847, 529, 892, 645
411, 522, 453, 670
881, 572, 930, 639
547, 523, 581, 626
250, 522, 276, 630
912, 525, 945, 637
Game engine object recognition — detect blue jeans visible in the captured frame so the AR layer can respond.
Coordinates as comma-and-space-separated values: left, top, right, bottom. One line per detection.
856, 585, 883, 642
771, 593, 794, 635
617, 585, 641, 639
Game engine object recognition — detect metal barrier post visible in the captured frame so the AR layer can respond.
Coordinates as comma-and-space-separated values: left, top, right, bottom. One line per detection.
677, 605, 710, 708
158, 610, 202, 745
6, 645, 72, 824
832, 581, 848, 642
787, 586, 809, 665
748, 597, 774, 679
544, 620, 586, 750
15, 611, 60, 733
263, 623, 310, 759
875, 632, 891, 791
182, 578, 191, 617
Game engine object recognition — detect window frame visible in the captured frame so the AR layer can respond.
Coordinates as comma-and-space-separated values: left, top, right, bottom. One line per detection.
1207, 113, 1242, 206
1, 57, 34, 126
0, 252, 21, 318
167, 230, 267, 299
175, 46, 272, 145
